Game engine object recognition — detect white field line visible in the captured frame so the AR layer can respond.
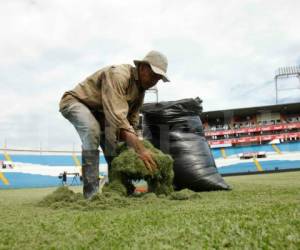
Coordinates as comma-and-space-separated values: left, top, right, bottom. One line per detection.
2, 162, 108, 176
215, 152, 300, 168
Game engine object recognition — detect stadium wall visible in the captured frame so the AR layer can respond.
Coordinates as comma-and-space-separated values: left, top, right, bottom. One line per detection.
0, 150, 108, 189
1, 142, 299, 189
213, 141, 300, 174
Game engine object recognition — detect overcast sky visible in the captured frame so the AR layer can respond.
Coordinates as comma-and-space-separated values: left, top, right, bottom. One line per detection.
0, 0, 300, 150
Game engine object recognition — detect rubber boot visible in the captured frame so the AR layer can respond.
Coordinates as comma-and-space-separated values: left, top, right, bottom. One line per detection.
82, 149, 100, 199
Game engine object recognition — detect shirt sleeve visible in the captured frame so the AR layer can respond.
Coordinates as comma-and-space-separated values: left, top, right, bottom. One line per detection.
128, 111, 140, 130
127, 93, 145, 130
101, 67, 136, 136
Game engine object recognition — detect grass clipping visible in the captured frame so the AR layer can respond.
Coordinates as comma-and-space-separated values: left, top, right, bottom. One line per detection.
39, 141, 202, 209
39, 186, 201, 210
39, 186, 130, 210
108, 140, 174, 196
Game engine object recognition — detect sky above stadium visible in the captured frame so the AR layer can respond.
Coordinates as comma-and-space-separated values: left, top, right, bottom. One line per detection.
0, 0, 300, 150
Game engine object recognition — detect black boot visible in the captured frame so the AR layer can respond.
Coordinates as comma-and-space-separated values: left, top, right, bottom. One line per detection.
82, 149, 100, 199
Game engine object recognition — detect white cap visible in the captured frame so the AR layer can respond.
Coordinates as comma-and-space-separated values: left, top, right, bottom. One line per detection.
134, 50, 170, 82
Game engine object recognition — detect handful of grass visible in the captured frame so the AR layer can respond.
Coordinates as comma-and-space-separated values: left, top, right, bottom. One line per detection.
108, 140, 174, 196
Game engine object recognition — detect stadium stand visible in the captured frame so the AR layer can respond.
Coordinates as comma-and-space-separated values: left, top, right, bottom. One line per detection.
201, 102, 300, 175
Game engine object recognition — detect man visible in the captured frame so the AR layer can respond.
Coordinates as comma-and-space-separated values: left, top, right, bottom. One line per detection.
59, 50, 170, 199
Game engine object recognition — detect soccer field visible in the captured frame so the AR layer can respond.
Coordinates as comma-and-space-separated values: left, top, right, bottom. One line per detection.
0, 172, 299, 249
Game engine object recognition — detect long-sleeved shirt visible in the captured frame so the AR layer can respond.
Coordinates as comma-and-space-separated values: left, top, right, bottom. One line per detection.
59, 64, 145, 136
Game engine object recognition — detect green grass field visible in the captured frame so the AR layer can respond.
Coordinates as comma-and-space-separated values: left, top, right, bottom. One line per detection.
0, 172, 299, 249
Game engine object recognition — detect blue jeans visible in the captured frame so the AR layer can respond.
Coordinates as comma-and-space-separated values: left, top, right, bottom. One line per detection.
60, 102, 116, 163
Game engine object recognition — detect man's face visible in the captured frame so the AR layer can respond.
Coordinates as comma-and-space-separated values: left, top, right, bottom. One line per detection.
138, 63, 162, 90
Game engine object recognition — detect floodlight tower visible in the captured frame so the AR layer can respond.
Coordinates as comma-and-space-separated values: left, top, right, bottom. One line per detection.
274, 65, 300, 104
146, 86, 159, 103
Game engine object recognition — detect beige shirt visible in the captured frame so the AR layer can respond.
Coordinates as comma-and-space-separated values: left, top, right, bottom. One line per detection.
59, 64, 145, 135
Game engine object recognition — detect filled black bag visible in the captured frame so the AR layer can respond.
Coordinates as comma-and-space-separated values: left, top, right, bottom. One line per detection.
142, 97, 230, 191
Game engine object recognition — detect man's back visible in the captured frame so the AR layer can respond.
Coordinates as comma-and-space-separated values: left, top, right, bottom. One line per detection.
59, 64, 135, 112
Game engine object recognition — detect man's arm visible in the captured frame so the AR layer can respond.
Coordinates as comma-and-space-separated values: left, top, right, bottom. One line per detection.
101, 66, 157, 171
119, 129, 157, 173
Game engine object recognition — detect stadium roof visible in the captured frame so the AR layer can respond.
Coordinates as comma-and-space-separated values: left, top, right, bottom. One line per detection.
201, 102, 300, 120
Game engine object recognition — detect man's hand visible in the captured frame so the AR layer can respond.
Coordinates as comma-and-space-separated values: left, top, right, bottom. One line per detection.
138, 149, 158, 174
119, 128, 158, 174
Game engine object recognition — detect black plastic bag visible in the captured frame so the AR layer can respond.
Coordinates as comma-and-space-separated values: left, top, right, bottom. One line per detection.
142, 98, 230, 191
